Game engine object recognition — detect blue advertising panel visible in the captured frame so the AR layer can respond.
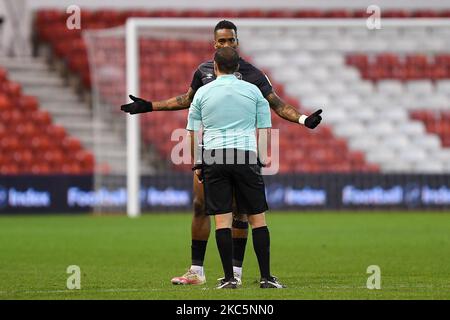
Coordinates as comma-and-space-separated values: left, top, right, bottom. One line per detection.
0, 174, 449, 213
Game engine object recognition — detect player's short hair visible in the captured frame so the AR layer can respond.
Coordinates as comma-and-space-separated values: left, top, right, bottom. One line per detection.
214, 20, 237, 34
214, 47, 240, 74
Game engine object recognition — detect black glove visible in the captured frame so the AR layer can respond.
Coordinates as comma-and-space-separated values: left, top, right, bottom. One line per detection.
120, 95, 153, 114
304, 109, 322, 129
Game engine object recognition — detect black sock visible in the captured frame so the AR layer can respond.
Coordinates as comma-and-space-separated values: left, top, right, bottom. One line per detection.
191, 240, 208, 267
232, 219, 248, 268
252, 226, 270, 279
215, 228, 234, 281
232, 238, 247, 268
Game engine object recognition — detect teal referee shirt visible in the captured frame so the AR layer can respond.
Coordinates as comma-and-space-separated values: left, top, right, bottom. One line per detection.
186, 74, 271, 153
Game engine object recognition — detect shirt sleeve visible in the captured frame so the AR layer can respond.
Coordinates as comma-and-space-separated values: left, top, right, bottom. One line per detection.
254, 70, 273, 98
189, 69, 203, 93
256, 90, 272, 129
186, 91, 202, 131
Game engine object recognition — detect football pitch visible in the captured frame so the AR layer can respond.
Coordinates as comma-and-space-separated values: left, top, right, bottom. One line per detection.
0, 212, 449, 300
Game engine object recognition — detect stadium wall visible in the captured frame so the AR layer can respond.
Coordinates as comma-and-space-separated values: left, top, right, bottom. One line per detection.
1, 174, 450, 213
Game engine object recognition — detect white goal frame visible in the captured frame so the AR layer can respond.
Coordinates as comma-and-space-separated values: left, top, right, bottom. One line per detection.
125, 18, 450, 217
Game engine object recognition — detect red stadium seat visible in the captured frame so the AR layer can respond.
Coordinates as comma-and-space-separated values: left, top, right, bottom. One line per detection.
0, 163, 20, 175
237, 10, 265, 18
18, 95, 39, 113
412, 10, 439, 18
13, 150, 34, 167
43, 149, 65, 165
266, 10, 296, 18
439, 10, 450, 17
0, 67, 8, 82
75, 150, 95, 172
1, 136, 21, 152
348, 151, 366, 165
31, 110, 52, 126
179, 10, 208, 18
46, 125, 67, 141
352, 10, 370, 18
61, 162, 83, 174
382, 10, 410, 18
0, 110, 23, 125
62, 137, 82, 153
0, 123, 6, 138
293, 10, 323, 18
324, 10, 352, 18
349, 53, 450, 81
2, 81, 22, 97
376, 53, 401, 67
0, 94, 12, 110
15, 123, 38, 138
30, 163, 51, 175
204, 10, 237, 18
346, 54, 369, 68
411, 110, 450, 148
406, 54, 428, 67
30, 136, 52, 150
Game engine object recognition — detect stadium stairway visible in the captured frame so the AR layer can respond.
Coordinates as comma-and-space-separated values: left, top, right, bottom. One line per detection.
0, 55, 137, 174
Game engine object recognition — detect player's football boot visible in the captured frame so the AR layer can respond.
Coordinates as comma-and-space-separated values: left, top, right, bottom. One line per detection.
260, 276, 286, 289
217, 272, 242, 286
216, 278, 238, 289
171, 269, 206, 285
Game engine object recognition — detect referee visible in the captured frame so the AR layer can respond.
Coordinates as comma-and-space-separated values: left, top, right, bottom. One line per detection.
187, 47, 284, 289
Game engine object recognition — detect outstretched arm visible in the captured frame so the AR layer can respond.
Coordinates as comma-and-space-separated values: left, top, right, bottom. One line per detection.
152, 87, 196, 111
266, 91, 322, 129
266, 91, 300, 123
121, 87, 195, 114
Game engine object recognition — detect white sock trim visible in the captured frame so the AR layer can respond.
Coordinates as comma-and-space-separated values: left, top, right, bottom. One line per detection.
233, 266, 242, 278
298, 114, 307, 125
190, 265, 204, 276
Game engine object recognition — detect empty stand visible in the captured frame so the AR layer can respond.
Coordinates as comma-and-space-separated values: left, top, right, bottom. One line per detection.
33, 9, 450, 173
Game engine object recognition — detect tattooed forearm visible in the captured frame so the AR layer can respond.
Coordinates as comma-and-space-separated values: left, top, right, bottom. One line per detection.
266, 92, 300, 123
176, 95, 185, 106
152, 88, 195, 111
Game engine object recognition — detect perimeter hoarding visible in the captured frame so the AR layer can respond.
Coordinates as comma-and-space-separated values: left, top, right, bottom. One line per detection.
0, 174, 449, 213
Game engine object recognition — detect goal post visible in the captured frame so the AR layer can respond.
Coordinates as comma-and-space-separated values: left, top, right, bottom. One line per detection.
125, 20, 140, 217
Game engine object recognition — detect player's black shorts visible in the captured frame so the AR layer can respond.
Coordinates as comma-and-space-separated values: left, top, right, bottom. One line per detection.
202, 149, 269, 216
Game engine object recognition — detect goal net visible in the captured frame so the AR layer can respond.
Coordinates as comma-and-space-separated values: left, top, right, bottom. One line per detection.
84, 18, 450, 216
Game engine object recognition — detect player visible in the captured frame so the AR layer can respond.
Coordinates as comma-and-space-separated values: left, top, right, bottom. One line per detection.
187, 47, 284, 289
120, 20, 322, 285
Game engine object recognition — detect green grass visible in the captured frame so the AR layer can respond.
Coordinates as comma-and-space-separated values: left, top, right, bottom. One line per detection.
0, 212, 450, 300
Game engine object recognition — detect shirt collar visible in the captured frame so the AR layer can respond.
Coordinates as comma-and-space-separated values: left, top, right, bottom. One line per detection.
216, 74, 236, 80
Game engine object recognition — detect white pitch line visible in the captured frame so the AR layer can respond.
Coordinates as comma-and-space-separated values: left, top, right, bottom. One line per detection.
1, 284, 449, 295
0, 288, 180, 295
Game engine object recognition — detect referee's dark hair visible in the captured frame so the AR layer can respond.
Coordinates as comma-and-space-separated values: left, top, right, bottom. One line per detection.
214, 20, 237, 34
214, 47, 240, 74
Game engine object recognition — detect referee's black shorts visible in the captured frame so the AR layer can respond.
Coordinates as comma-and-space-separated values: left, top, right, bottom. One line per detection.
202, 149, 269, 216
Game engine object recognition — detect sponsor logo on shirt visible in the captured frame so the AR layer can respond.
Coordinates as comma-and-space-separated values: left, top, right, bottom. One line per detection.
234, 72, 243, 80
